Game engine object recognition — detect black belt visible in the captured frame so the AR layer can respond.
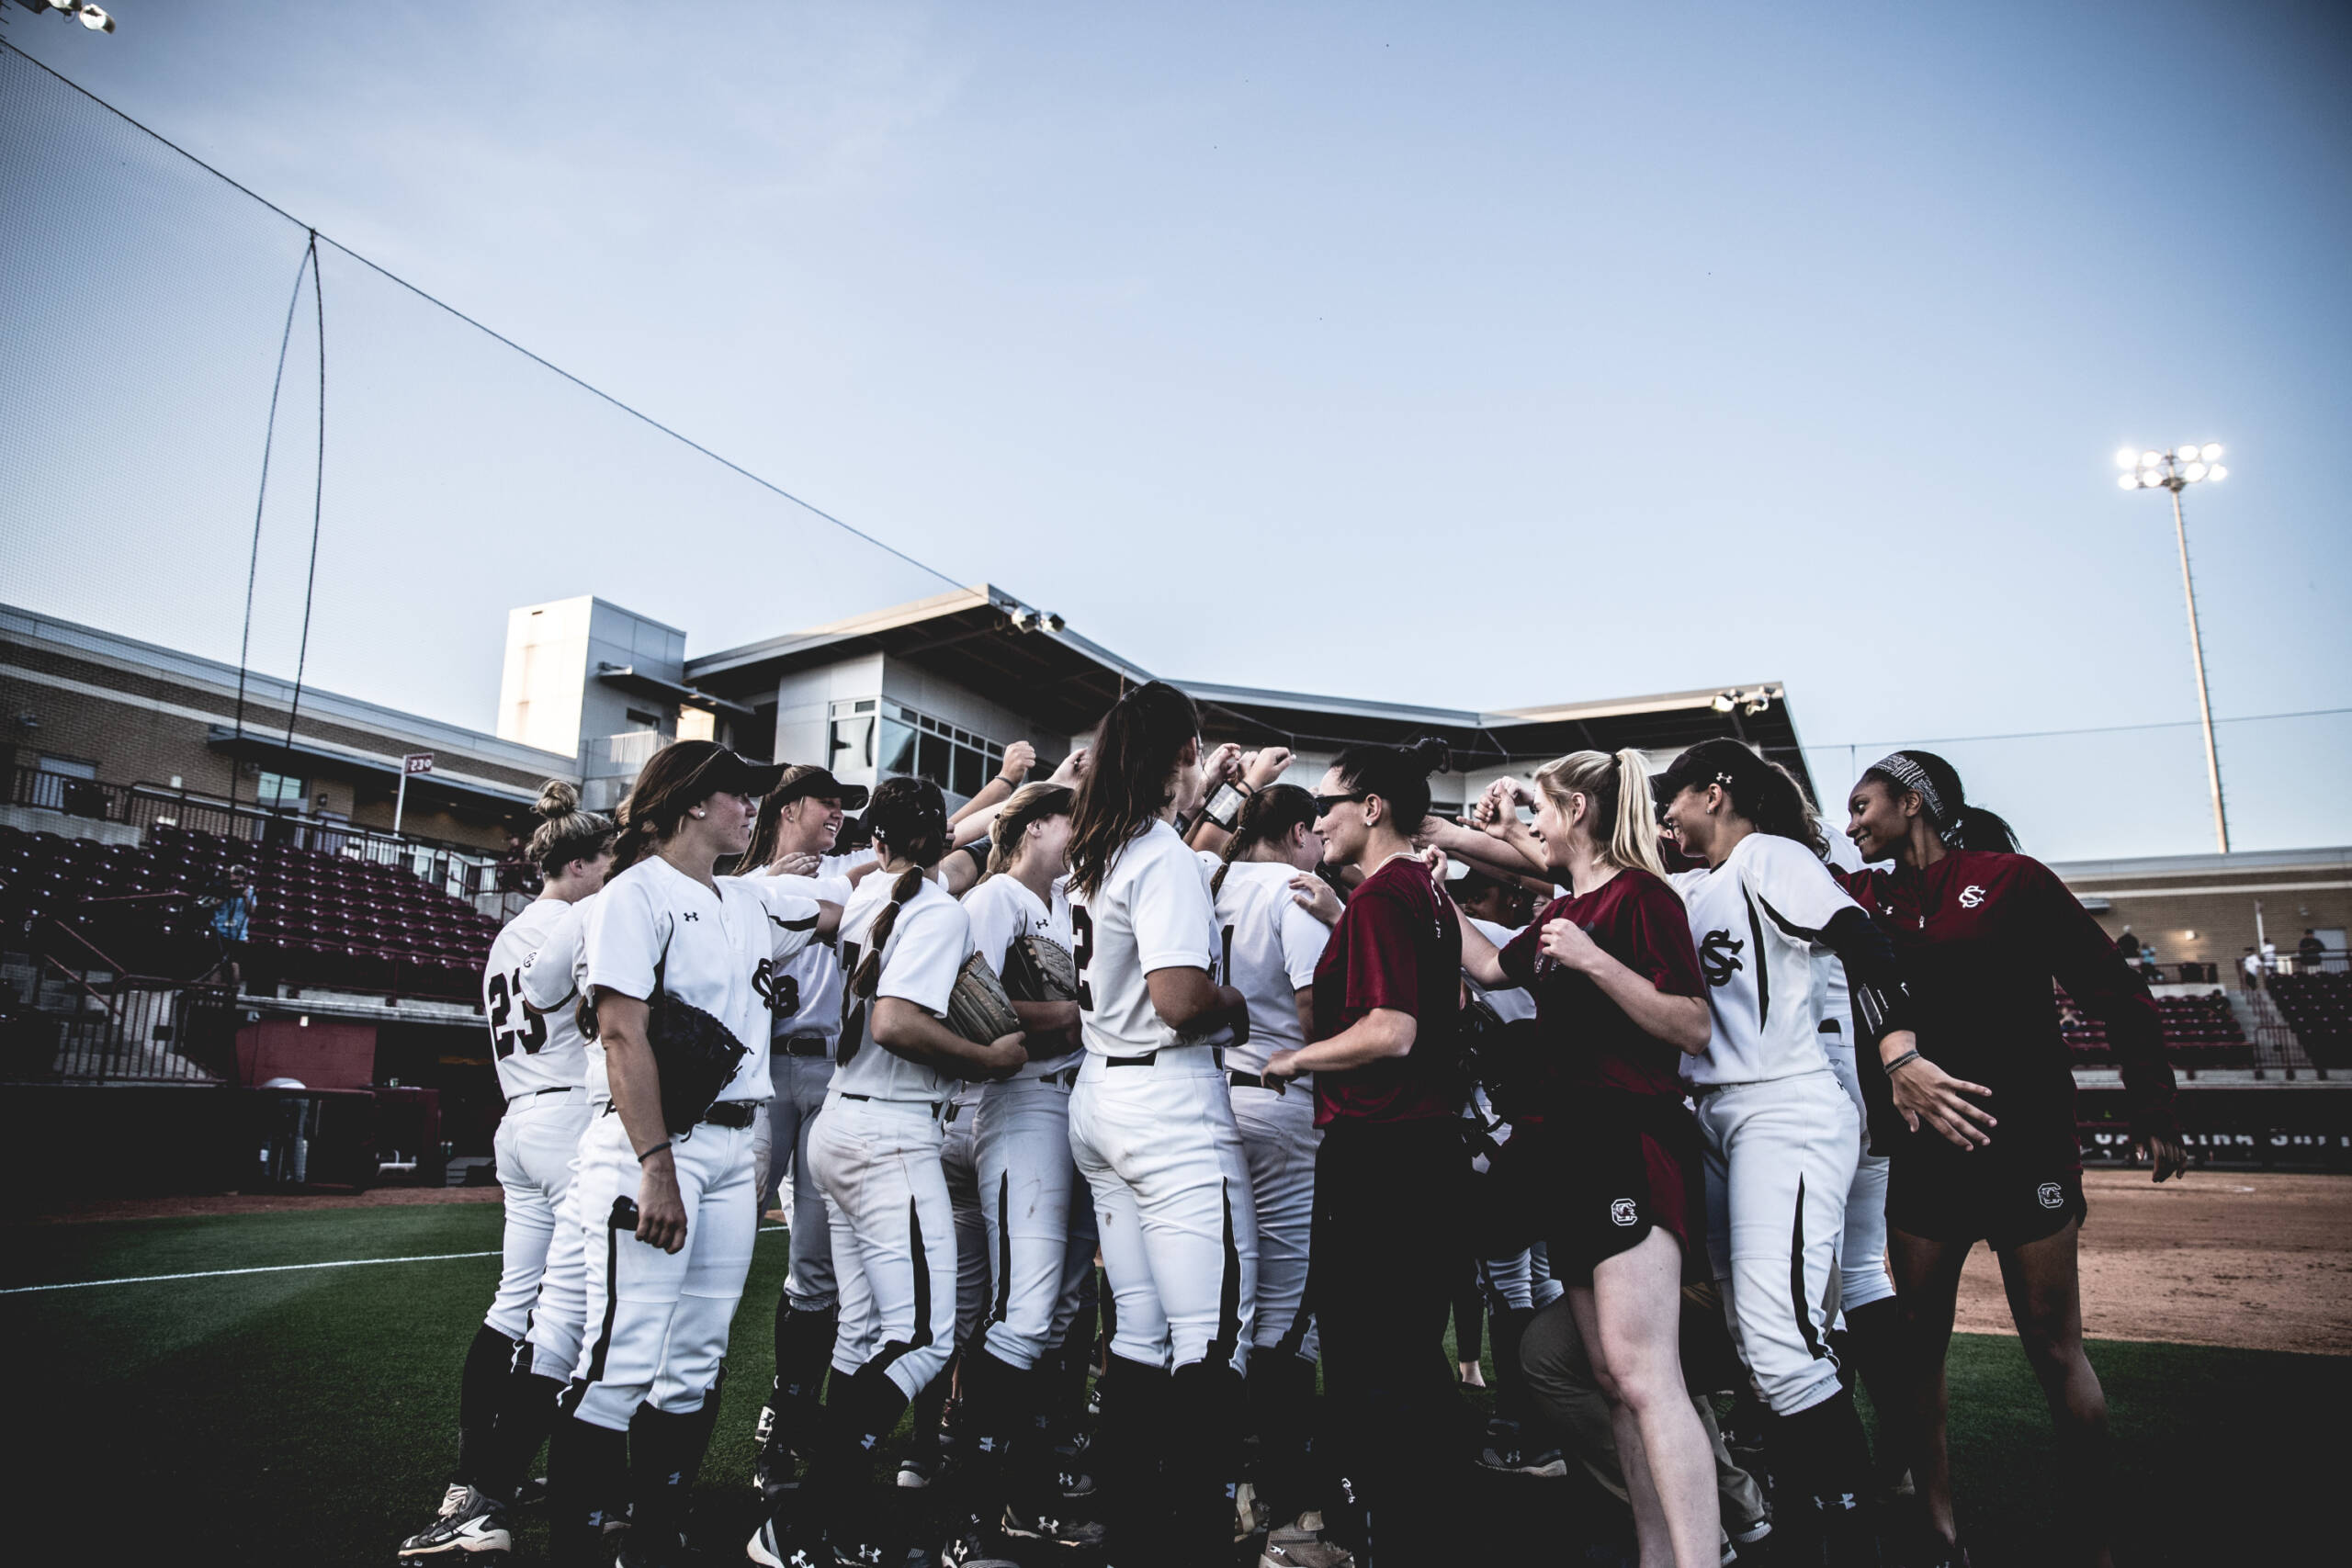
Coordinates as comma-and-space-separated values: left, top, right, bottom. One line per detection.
779, 1033, 831, 1058
508, 1084, 580, 1103
595, 1100, 760, 1130
841, 1092, 947, 1115
1105, 1045, 1227, 1069
1227, 1069, 1294, 1093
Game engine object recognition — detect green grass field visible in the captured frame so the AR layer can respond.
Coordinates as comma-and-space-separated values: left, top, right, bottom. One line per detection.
3, 1200, 2335, 1566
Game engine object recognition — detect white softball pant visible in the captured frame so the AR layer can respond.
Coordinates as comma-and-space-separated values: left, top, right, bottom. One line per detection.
941, 1097, 990, 1357
972, 1075, 1090, 1370
1478, 1241, 1564, 1314
810, 1094, 959, 1402
765, 1049, 839, 1312
1069, 1047, 1256, 1374
1695, 1070, 1860, 1417
486, 1088, 594, 1340
564, 1108, 761, 1431
1230, 1082, 1318, 1359
1822, 1041, 1894, 1314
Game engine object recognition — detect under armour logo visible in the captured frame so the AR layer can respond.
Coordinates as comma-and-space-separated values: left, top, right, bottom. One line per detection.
1959, 885, 1986, 908
2037, 1181, 2064, 1209
1611, 1198, 1638, 1226
681, 911, 700, 922
1699, 930, 1745, 987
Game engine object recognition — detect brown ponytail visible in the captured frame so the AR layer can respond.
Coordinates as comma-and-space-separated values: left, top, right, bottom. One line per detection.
1211, 783, 1319, 897
848, 864, 926, 998
847, 776, 952, 997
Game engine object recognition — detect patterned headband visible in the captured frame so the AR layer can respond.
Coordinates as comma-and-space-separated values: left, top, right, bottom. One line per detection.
1871, 751, 1965, 844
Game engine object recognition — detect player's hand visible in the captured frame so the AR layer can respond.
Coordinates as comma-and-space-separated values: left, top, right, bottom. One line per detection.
1289, 873, 1342, 926
1048, 747, 1089, 787
999, 740, 1037, 784
2136, 1130, 2188, 1182
1203, 742, 1244, 789
1887, 1055, 1996, 1149
775, 851, 820, 878
1420, 846, 1449, 887
1540, 917, 1604, 974
1262, 1048, 1303, 1089
636, 1155, 689, 1254
1244, 746, 1294, 789
978, 1031, 1030, 1080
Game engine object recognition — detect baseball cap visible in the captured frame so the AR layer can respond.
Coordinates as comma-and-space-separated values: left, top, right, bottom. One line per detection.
668, 742, 787, 800
771, 762, 871, 810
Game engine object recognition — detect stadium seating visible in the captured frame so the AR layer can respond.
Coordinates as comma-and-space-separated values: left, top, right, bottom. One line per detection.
2056, 985, 2253, 1070
1, 823, 496, 1004
2267, 972, 2352, 1069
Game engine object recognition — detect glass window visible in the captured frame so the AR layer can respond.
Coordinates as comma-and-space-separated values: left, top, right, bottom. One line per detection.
877, 718, 916, 778
916, 730, 952, 789
952, 743, 984, 798
256, 771, 305, 807
854, 698, 875, 714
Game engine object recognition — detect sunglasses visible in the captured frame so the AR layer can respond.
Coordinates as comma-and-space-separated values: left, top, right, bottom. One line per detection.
1311, 791, 1370, 816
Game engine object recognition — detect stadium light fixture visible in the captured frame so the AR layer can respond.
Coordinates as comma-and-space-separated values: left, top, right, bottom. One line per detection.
10, 1, 117, 31
2116, 440, 2233, 852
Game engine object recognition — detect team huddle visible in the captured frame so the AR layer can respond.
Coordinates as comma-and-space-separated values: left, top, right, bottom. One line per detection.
396, 680, 2184, 1568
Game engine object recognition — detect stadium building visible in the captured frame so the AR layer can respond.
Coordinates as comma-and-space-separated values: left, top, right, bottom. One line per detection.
2, 590, 2345, 1193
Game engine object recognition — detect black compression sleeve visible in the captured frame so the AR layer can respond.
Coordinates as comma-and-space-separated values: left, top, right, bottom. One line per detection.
1819, 905, 1913, 1049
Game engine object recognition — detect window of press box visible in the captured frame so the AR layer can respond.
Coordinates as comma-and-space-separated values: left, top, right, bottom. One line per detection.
254, 771, 306, 807
826, 698, 1003, 796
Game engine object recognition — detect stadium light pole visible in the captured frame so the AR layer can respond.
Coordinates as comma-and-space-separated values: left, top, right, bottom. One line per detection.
2116, 442, 2231, 852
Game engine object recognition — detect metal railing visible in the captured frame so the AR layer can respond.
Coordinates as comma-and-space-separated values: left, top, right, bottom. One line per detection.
1, 964, 240, 1085
7, 766, 510, 901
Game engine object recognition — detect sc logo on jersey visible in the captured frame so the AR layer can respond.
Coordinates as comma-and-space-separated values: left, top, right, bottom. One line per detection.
752, 959, 801, 1019
2037, 1181, 2065, 1210
1610, 1198, 1639, 1227
1698, 930, 1746, 988
1959, 885, 1988, 908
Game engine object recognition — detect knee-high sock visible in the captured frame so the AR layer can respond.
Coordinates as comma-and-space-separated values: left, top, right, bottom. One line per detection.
477, 1371, 567, 1501
1487, 1304, 1535, 1430
954, 1348, 1033, 1528
805, 1361, 912, 1549
770, 1302, 836, 1445
545, 1414, 628, 1566
680, 1364, 727, 1491
454, 1323, 520, 1486
628, 1402, 707, 1551
1250, 1350, 1321, 1529
1771, 1385, 1875, 1504
1092, 1354, 1170, 1547
1167, 1360, 1246, 1562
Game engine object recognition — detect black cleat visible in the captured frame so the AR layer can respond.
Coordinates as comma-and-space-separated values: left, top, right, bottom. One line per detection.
396, 1483, 511, 1564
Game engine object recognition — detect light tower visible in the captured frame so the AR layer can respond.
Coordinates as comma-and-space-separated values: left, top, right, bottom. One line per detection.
2116, 442, 2231, 852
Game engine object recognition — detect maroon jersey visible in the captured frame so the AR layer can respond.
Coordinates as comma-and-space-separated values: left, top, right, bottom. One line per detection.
1311, 855, 1464, 1128
1838, 849, 2177, 1156
1499, 866, 1705, 1106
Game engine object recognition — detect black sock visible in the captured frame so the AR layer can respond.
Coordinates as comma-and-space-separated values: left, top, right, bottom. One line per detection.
769, 1303, 836, 1448
955, 1348, 1033, 1527
1772, 1386, 1876, 1505
679, 1365, 727, 1492
628, 1401, 707, 1549
453, 1323, 520, 1486
806, 1361, 912, 1547
1487, 1304, 1534, 1428
1249, 1349, 1320, 1529
1167, 1359, 1246, 1560
476, 1371, 567, 1501
1093, 1354, 1170, 1546
546, 1413, 628, 1563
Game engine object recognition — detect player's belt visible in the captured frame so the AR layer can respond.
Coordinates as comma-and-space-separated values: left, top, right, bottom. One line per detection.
1227, 1070, 1283, 1092
1041, 1064, 1080, 1089
841, 1092, 948, 1118
699, 1100, 760, 1129
508, 1084, 582, 1103
779, 1032, 831, 1057
1104, 1045, 1227, 1069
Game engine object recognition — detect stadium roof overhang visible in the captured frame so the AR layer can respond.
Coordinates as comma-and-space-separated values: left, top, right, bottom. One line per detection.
204, 728, 538, 809
687, 587, 1817, 800
594, 664, 754, 719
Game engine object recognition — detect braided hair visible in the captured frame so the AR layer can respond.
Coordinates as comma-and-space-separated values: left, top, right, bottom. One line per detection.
1655, 739, 1829, 860
846, 776, 951, 999
1210, 783, 1319, 897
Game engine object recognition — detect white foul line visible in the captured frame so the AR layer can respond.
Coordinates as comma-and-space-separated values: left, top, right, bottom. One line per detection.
1, 1224, 789, 1295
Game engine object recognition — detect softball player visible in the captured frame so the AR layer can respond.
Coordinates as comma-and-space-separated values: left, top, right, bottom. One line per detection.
548, 742, 839, 1568
734, 765, 869, 1503
1203, 783, 1340, 1556
751, 777, 1026, 1568
1656, 739, 1917, 1564
1063, 681, 1257, 1567
1841, 750, 2182, 1568
397, 784, 614, 1565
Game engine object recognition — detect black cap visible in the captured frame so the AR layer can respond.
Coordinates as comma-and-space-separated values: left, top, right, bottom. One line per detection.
669, 742, 787, 800
772, 763, 870, 810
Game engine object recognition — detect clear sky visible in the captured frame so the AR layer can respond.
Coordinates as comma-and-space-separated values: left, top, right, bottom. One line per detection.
3, 1, 2346, 861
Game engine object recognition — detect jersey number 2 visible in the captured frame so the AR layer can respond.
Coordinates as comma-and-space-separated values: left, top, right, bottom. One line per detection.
1071, 906, 1095, 1013
487, 969, 548, 1059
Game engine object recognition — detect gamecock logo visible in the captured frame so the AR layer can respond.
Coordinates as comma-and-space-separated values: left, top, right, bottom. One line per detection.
1699, 930, 1745, 987
1610, 1199, 1638, 1226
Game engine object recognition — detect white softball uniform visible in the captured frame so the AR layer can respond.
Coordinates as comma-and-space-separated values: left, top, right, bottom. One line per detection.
562, 859, 823, 1431
481, 899, 596, 1343
514, 896, 596, 1380
1676, 833, 1862, 1417
965, 873, 1089, 1370
1465, 918, 1535, 1024
1069, 822, 1256, 1373
1212, 859, 1329, 1357
810, 872, 970, 1400
737, 865, 855, 1313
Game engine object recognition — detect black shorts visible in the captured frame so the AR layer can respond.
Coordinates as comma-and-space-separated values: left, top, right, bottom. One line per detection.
1498, 1096, 1702, 1286
1886, 1138, 2086, 1251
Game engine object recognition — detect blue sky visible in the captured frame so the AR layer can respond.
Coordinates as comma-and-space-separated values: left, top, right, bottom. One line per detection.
2, 1, 2346, 860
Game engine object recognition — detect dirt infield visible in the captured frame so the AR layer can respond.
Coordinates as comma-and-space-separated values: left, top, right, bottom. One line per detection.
26, 1184, 506, 1225
1951, 1168, 2352, 1354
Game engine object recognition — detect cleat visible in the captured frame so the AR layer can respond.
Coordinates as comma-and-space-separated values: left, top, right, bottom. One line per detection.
1000, 1500, 1107, 1551
937, 1515, 1022, 1567
397, 1483, 512, 1563
895, 1450, 941, 1489
1514, 1445, 1568, 1478
510, 1477, 548, 1508
1235, 1481, 1269, 1541
745, 1515, 825, 1568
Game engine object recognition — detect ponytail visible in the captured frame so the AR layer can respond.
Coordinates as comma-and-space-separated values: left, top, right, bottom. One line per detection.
980, 784, 1075, 886
527, 778, 616, 876
1211, 783, 1320, 897
1533, 749, 1667, 877
1328, 737, 1451, 836
1069, 681, 1202, 899
848, 865, 925, 999
1656, 739, 1829, 860
1863, 749, 2019, 853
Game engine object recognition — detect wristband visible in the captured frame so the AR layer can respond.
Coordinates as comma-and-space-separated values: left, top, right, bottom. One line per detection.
993, 773, 1021, 790
961, 840, 990, 874
1883, 1049, 1923, 1077
634, 1139, 673, 1163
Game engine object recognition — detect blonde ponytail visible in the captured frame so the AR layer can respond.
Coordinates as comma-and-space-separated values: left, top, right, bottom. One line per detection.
1532, 749, 1666, 878
981, 784, 1075, 887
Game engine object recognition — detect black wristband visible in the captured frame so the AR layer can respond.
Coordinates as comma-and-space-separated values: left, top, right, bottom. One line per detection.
961, 840, 990, 873
635, 1138, 673, 1163
1883, 1049, 1922, 1077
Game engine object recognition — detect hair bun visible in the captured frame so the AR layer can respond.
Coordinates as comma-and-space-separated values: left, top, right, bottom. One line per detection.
537, 778, 582, 820
1408, 736, 1453, 773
